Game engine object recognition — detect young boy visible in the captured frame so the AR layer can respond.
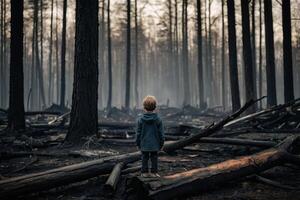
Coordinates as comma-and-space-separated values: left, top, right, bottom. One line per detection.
136, 95, 164, 178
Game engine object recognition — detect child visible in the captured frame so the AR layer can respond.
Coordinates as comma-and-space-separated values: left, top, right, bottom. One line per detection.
136, 95, 164, 178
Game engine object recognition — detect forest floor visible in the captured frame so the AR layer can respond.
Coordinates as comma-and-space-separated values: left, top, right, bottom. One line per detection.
0, 105, 300, 200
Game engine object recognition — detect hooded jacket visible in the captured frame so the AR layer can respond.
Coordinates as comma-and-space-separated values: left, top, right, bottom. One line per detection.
136, 112, 164, 151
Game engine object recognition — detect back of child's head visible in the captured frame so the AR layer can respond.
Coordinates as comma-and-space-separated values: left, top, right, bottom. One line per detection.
143, 95, 157, 111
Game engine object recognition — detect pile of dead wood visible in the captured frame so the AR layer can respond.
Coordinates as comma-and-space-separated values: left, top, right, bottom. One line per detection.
0, 99, 300, 199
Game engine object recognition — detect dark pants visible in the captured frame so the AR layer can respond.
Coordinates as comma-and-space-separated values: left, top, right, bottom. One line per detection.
141, 151, 158, 173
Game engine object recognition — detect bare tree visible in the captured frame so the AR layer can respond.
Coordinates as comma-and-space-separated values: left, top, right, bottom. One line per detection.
282, 0, 294, 102
107, 0, 112, 110
60, 0, 67, 108
227, 0, 241, 111
125, 0, 131, 109
8, 0, 25, 130
264, 0, 277, 106
66, 0, 99, 143
48, 0, 54, 105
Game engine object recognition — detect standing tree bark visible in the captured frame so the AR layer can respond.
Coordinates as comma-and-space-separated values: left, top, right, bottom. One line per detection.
107, 0, 112, 110
258, 0, 262, 107
182, 0, 190, 106
196, 0, 204, 109
8, 0, 25, 130
66, 0, 99, 143
282, 0, 294, 103
48, 0, 54, 105
227, 0, 241, 111
251, 0, 257, 98
264, 0, 277, 107
60, 0, 67, 108
134, 0, 139, 107
221, 0, 226, 109
241, 0, 256, 113
125, 0, 131, 110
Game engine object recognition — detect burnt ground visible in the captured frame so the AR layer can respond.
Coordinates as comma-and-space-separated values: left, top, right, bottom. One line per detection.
0, 107, 300, 200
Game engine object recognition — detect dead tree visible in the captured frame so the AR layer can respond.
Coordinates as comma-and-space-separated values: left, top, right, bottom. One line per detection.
103, 162, 124, 194
227, 0, 241, 111
264, 0, 277, 107
0, 152, 140, 198
125, 0, 131, 110
60, 0, 67, 108
107, 0, 112, 109
66, 0, 98, 142
282, 0, 294, 103
129, 136, 300, 200
48, 0, 54, 105
241, 0, 256, 113
8, 0, 25, 130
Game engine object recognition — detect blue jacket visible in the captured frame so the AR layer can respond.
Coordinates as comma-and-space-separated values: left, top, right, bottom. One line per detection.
136, 112, 164, 151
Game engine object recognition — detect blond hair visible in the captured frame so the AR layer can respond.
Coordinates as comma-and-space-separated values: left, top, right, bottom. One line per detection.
143, 95, 157, 111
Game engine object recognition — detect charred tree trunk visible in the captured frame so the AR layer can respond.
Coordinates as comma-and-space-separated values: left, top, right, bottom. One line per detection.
0, 152, 140, 198
264, 0, 277, 107
48, 0, 54, 105
251, 0, 257, 99
241, 0, 256, 113
55, 0, 59, 104
130, 136, 300, 200
227, 0, 241, 111
60, 0, 67, 108
125, 0, 131, 110
174, 0, 179, 105
221, 0, 226, 109
134, 0, 139, 107
182, 0, 190, 106
196, 0, 205, 109
8, 0, 25, 130
107, 0, 112, 110
66, 0, 98, 143
282, 0, 294, 103
258, 0, 262, 107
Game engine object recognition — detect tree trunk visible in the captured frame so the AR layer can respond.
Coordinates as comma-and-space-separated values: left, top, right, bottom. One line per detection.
66, 0, 98, 142
48, 0, 54, 105
264, 0, 277, 107
221, 0, 226, 109
125, 0, 131, 110
8, 0, 25, 130
55, 0, 59, 104
282, 0, 294, 103
106, 0, 112, 110
129, 136, 300, 200
241, 0, 256, 114
251, 0, 257, 99
0, 152, 140, 198
60, 0, 67, 108
182, 0, 190, 106
227, 0, 241, 112
258, 0, 262, 108
134, 0, 139, 107
196, 0, 204, 109
103, 162, 124, 194
174, 0, 179, 105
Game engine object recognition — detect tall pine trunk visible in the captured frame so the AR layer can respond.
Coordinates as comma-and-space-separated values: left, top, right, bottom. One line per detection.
125, 0, 131, 109
251, 0, 257, 99
221, 0, 226, 109
264, 0, 277, 106
258, 0, 262, 108
241, 0, 256, 113
182, 0, 190, 106
107, 0, 112, 109
282, 0, 294, 102
66, 0, 99, 143
196, 0, 204, 109
60, 0, 67, 108
227, 0, 241, 111
8, 0, 25, 130
48, 0, 54, 105
134, 0, 139, 107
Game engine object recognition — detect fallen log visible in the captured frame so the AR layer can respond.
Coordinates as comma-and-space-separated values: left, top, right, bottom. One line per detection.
103, 137, 276, 148
103, 162, 124, 194
252, 175, 300, 190
128, 136, 300, 200
162, 99, 259, 153
0, 151, 140, 198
